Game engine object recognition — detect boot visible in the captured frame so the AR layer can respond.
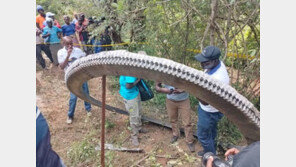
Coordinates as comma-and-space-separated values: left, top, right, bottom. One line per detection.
131, 135, 139, 146
187, 142, 195, 152
130, 124, 140, 146
139, 128, 149, 133
170, 136, 179, 144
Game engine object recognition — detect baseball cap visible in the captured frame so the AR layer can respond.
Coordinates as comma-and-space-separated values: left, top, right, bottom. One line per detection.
194, 46, 221, 62
37, 5, 43, 11
46, 12, 55, 17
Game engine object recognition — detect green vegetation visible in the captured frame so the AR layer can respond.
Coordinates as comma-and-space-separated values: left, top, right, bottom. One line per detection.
105, 118, 115, 130
38, 0, 260, 160
217, 117, 243, 153
67, 130, 115, 166
67, 130, 98, 166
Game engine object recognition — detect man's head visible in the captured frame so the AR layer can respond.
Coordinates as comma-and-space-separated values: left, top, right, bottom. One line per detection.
200, 59, 220, 70
46, 12, 55, 20
63, 15, 70, 25
80, 13, 85, 20
62, 36, 73, 49
73, 12, 78, 19
37, 5, 44, 15
195, 46, 221, 69
78, 16, 84, 25
46, 18, 53, 28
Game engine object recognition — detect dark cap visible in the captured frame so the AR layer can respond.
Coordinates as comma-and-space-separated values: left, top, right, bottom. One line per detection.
194, 46, 221, 62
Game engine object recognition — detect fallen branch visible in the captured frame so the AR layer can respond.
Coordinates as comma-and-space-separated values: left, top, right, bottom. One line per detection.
122, 135, 131, 144
155, 155, 178, 159
95, 143, 144, 153
133, 154, 150, 166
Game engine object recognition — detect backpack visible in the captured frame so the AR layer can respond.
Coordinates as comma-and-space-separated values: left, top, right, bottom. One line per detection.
137, 79, 154, 101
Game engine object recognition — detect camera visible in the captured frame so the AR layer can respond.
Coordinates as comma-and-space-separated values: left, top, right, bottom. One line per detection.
202, 152, 233, 167
88, 16, 106, 26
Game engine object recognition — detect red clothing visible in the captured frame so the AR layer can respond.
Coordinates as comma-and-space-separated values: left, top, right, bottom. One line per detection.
75, 19, 89, 41
53, 20, 61, 28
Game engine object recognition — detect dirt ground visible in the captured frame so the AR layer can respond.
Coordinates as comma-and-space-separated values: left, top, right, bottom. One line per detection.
36, 61, 204, 167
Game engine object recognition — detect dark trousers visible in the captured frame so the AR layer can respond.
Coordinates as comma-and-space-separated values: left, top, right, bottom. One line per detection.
197, 105, 223, 154
36, 44, 53, 69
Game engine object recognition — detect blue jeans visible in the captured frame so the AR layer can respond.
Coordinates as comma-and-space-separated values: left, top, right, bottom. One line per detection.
197, 105, 223, 154
68, 82, 91, 118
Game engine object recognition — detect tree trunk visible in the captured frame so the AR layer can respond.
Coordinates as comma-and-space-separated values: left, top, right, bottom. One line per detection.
209, 0, 218, 45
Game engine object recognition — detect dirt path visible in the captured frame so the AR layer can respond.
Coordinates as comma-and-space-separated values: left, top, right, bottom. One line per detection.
36, 65, 203, 167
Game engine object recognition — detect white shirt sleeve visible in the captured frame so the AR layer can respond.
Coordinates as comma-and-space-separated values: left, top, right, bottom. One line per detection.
57, 50, 65, 64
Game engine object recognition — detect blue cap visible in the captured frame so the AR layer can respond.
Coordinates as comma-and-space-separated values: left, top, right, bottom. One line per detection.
194, 46, 221, 62
37, 5, 43, 11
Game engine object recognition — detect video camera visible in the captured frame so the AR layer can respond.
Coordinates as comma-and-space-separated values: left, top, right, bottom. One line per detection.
202, 152, 233, 167
88, 16, 106, 25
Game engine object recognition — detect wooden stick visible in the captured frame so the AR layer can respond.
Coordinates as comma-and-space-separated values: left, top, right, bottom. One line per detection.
133, 154, 149, 166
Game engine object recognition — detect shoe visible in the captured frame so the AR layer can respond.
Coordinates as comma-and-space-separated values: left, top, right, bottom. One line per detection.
131, 136, 139, 146
139, 128, 149, 133
67, 117, 73, 124
187, 143, 195, 152
170, 136, 178, 144
197, 150, 205, 157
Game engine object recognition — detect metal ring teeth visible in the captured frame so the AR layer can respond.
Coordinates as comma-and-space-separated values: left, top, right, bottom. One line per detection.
65, 50, 260, 129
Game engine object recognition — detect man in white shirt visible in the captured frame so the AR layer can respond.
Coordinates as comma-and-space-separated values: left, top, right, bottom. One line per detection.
58, 36, 92, 124
194, 46, 230, 157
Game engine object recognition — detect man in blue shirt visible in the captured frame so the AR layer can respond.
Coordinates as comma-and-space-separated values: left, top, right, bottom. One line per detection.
43, 18, 62, 66
119, 76, 146, 146
36, 107, 65, 167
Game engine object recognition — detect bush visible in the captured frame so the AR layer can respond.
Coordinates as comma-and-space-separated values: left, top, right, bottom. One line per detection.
216, 117, 243, 153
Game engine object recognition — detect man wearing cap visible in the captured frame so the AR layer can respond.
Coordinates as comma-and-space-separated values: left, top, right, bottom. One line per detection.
42, 12, 61, 29
194, 46, 230, 157
36, 5, 46, 29
42, 18, 62, 66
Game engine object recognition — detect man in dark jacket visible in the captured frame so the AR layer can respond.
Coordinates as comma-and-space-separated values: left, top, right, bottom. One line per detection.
36, 107, 65, 167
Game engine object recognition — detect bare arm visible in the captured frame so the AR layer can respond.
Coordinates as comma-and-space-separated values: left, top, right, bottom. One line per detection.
206, 156, 214, 167
224, 148, 240, 161
155, 82, 172, 94
36, 29, 42, 36
42, 33, 50, 38
125, 78, 141, 89
75, 25, 83, 33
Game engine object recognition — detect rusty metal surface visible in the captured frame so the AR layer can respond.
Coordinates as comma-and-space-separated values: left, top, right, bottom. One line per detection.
65, 50, 260, 143
101, 75, 106, 167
